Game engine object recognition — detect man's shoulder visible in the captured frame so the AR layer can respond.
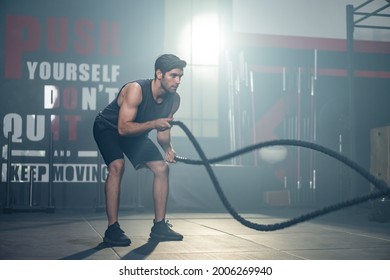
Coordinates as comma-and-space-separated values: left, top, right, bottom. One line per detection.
132, 79, 152, 86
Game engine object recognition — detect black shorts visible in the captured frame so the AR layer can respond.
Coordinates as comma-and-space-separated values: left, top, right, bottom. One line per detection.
93, 116, 163, 169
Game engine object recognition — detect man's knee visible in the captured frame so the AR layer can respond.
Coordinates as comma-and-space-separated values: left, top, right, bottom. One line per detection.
108, 159, 125, 176
150, 161, 169, 176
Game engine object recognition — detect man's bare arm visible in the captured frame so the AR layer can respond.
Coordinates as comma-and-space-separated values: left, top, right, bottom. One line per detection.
117, 83, 172, 136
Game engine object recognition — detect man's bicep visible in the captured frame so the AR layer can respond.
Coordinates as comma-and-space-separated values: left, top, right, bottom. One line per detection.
169, 93, 181, 117
118, 102, 137, 125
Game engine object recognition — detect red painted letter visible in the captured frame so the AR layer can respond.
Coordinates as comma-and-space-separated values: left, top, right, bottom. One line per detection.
5, 16, 41, 78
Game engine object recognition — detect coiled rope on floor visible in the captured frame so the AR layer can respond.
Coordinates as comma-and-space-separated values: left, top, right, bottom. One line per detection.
171, 120, 390, 231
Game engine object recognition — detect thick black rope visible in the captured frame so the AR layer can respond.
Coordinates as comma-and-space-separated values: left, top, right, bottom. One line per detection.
170, 120, 390, 231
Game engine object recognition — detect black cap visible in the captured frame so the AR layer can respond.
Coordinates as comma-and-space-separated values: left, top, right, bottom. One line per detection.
155, 54, 187, 74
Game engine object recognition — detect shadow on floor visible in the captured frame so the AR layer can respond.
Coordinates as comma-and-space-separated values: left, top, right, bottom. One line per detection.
60, 242, 111, 260
60, 239, 160, 260
122, 239, 160, 260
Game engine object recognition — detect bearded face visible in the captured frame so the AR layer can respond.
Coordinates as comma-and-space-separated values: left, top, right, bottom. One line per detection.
159, 68, 184, 94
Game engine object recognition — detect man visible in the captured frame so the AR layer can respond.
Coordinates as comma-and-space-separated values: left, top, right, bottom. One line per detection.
93, 54, 186, 246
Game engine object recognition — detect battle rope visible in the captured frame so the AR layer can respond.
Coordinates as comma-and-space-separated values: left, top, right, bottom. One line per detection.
170, 120, 390, 231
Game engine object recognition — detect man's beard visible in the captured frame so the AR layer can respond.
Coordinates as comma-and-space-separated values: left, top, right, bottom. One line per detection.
161, 80, 176, 94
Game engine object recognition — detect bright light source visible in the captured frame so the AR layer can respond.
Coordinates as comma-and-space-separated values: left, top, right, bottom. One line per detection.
192, 13, 220, 65
179, 13, 220, 65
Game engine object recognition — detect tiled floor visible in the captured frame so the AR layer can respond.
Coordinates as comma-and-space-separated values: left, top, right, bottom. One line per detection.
0, 206, 389, 260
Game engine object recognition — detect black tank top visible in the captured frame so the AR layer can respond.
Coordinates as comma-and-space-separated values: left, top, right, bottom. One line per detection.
98, 79, 174, 134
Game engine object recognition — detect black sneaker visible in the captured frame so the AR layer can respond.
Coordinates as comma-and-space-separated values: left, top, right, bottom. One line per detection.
103, 222, 131, 246
150, 219, 183, 241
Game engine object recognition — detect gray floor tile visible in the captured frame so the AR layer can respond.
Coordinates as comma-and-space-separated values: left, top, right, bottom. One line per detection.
0, 208, 389, 260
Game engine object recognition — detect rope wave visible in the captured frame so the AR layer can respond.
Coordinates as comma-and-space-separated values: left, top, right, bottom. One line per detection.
171, 120, 390, 231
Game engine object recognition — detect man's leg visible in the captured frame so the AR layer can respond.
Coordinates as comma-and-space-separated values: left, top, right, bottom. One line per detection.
144, 160, 169, 222
102, 158, 131, 246
145, 160, 183, 241
93, 120, 130, 246
105, 159, 125, 225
